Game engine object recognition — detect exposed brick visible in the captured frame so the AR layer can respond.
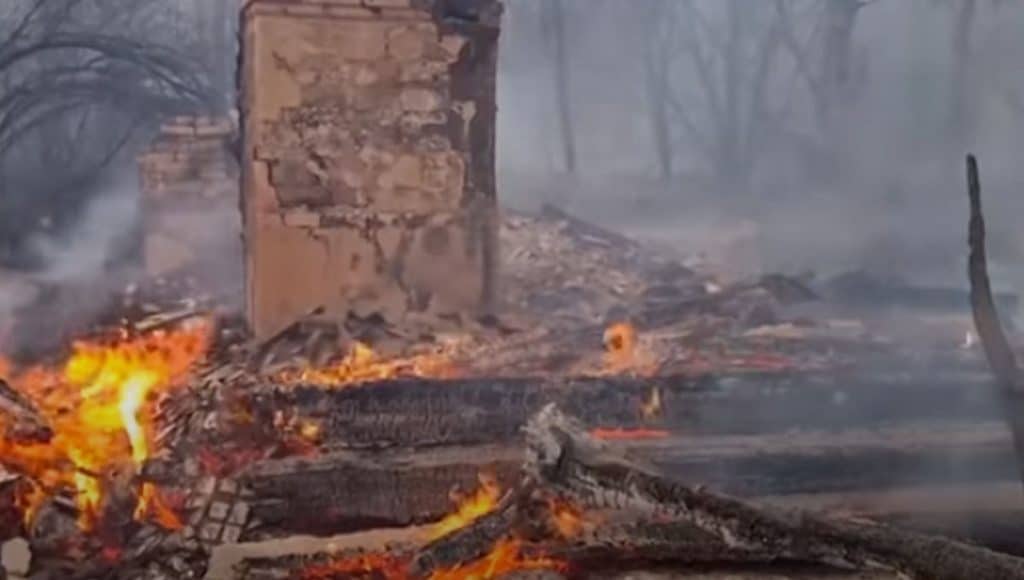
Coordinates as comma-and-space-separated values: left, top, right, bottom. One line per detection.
242, 0, 503, 338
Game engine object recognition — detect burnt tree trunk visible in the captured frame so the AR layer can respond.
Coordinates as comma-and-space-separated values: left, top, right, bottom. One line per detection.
545, 0, 577, 175
966, 154, 1024, 492
951, 0, 978, 146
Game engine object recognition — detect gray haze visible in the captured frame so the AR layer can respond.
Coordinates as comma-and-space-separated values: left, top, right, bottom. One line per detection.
497, 0, 1024, 292
4, 0, 1024, 327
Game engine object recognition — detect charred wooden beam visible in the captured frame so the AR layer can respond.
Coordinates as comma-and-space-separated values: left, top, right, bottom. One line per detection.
409, 484, 527, 578
543, 520, 775, 569
966, 154, 1024, 492
637, 421, 1019, 496
524, 405, 1024, 580
239, 445, 521, 538
238, 421, 1019, 539
267, 371, 1004, 451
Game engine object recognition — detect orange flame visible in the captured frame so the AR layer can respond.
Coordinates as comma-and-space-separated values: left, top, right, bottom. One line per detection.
601, 322, 657, 376
591, 427, 670, 441
299, 553, 408, 580
280, 342, 457, 387
429, 538, 566, 580
429, 474, 502, 541
548, 498, 584, 539
0, 319, 210, 531
302, 475, 570, 579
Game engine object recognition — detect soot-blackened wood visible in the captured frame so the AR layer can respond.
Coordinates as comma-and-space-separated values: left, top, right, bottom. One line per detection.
525, 405, 1024, 580
966, 154, 1024, 492
239, 445, 521, 537
409, 485, 527, 579
543, 520, 774, 568
271, 371, 1004, 450
237, 423, 1018, 539
638, 422, 1020, 496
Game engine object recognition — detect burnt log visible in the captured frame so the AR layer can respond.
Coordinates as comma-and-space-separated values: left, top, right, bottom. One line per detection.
239, 445, 521, 538
524, 405, 1024, 580
409, 484, 527, 578
268, 370, 1003, 451
238, 421, 1019, 538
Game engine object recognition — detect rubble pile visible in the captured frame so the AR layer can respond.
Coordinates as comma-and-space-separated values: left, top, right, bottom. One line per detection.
0, 205, 1018, 580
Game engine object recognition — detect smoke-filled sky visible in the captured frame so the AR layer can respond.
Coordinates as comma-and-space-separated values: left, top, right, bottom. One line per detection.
496, 0, 1024, 291
7, 0, 1024, 314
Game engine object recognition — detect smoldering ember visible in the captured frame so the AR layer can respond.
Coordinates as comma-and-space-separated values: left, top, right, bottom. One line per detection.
5, 1, 1024, 579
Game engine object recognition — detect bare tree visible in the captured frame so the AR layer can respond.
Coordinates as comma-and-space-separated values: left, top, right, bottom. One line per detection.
540, 0, 577, 175
196, 0, 238, 111
645, 0, 789, 194
642, 3, 676, 183
950, 0, 978, 146
775, 0, 874, 181
0, 0, 213, 266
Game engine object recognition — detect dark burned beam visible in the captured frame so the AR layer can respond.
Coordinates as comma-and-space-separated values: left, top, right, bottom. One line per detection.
966, 154, 1024, 492
238, 422, 1018, 538
409, 484, 527, 577
239, 445, 521, 538
643, 421, 1019, 495
525, 406, 1024, 580
271, 371, 1004, 450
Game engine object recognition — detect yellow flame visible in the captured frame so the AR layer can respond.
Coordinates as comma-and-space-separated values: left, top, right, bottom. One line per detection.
429, 475, 502, 541
281, 341, 457, 387
0, 320, 210, 531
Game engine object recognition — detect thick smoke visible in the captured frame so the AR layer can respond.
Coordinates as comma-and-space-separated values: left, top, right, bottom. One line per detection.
497, 0, 1024, 297
0, 173, 144, 353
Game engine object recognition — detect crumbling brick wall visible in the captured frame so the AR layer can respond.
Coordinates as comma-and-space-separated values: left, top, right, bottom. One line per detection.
240, 0, 502, 338
138, 116, 240, 277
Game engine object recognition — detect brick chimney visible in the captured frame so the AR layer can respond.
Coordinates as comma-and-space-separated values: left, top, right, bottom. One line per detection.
240, 0, 502, 338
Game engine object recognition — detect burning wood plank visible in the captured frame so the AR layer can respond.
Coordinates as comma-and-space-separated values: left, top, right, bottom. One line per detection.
239, 445, 521, 536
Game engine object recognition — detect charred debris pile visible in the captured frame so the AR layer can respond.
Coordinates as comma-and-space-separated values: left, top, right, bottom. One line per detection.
0, 204, 1019, 580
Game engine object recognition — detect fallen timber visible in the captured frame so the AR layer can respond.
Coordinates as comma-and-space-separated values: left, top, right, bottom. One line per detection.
237, 421, 1019, 538
267, 369, 1002, 450
517, 406, 1024, 580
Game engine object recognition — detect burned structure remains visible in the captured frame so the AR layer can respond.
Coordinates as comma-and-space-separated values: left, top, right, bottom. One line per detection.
239, 0, 501, 338
7, 2, 1024, 580
137, 116, 241, 278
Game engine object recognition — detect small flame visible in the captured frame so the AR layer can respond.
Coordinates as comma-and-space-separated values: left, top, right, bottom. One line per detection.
601, 323, 657, 376
640, 386, 662, 420
591, 427, 670, 441
299, 420, 322, 442
429, 474, 501, 541
281, 342, 457, 387
137, 483, 184, 530
299, 553, 408, 580
302, 475, 571, 579
548, 498, 584, 539
429, 538, 566, 580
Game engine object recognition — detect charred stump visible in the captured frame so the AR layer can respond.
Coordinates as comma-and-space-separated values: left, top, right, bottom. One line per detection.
966, 154, 1024, 491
